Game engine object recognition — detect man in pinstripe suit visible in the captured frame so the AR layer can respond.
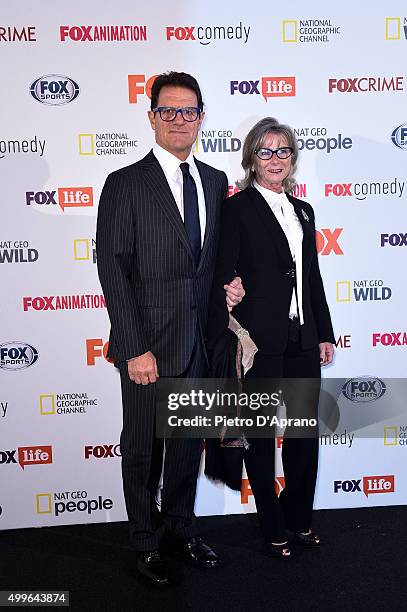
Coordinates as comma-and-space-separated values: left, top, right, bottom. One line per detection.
96, 72, 243, 586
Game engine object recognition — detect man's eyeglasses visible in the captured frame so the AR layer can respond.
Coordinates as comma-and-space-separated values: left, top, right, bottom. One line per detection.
152, 106, 201, 122
255, 147, 294, 160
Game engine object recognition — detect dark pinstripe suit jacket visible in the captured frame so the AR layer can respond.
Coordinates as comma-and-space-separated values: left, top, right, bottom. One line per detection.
96, 150, 228, 376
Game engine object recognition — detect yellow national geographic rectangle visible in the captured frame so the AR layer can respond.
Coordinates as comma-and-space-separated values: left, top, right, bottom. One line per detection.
40, 394, 55, 415
385, 17, 400, 40
384, 426, 398, 446
336, 281, 351, 302
36, 493, 52, 514
78, 133, 95, 155
283, 20, 298, 43
74, 239, 90, 260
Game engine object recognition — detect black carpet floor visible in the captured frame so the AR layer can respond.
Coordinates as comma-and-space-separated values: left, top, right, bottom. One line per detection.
0, 507, 406, 611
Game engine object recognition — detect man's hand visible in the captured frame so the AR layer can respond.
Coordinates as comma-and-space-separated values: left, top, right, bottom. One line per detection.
224, 276, 245, 312
319, 342, 334, 367
128, 351, 159, 385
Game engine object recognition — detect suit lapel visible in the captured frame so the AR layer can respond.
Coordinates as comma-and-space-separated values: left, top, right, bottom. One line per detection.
248, 187, 293, 266
140, 150, 194, 263
287, 194, 314, 263
195, 159, 216, 270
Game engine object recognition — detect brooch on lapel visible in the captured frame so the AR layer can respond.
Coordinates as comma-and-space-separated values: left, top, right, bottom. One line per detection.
301, 209, 310, 222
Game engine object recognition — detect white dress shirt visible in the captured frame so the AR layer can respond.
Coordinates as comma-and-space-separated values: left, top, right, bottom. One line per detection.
153, 144, 206, 246
254, 181, 304, 325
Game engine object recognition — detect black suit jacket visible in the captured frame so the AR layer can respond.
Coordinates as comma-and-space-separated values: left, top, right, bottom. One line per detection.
96, 150, 228, 375
207, 186, 334, 354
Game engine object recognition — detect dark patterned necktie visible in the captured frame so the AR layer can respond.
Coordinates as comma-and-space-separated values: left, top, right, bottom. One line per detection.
180, 162, 201, 265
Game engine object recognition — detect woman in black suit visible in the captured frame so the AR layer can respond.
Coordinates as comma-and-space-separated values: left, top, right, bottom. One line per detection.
208, 117, 335, 559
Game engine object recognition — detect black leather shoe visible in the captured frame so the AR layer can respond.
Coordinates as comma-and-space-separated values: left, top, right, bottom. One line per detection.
295, 530, 321, 547
178, 536, 222, 568
136, 550, 172, 587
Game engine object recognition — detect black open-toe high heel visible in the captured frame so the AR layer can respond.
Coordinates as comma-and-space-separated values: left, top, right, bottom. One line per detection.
295, 530, 321, 547
267, 541, 291, 560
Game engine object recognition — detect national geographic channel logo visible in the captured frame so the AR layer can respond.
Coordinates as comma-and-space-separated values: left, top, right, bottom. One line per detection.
36, 490, 113, 517
39, 392, 98, 416
384, 425, 407, 446
282, 19, 341, 44
336, 280, 392, 303
78, 132, 138, 156
385, 17, 407, 40
73, 238, 96, 263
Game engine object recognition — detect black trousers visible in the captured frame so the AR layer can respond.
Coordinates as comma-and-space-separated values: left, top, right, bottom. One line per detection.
119, 335, 207, 551
244, 334, 321, 542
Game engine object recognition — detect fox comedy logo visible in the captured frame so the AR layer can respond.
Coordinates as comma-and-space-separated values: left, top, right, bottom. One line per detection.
0, 445, 52, 469
341, 377, 386, 402
0, 240, 39, 263
26, 186, 93, 211
0, 136, 46, 159
336, 279, 392, 302
333, 475, 395, 497
324, 179, 405, 200
0, 341, 39, 371
316, 228, 343, 255
59, 24, 147, 43
328, 76, 404, 93
166, 21, 250, 45
36, 490, 113, 517
30, 75, 80, 105
230, 77, 296, 99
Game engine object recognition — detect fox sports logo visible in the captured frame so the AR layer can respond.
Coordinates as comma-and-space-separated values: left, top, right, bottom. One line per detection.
30, 74, 80, 106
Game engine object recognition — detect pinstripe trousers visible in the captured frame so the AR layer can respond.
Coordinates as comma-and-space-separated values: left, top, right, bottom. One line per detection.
119, 330, 207, 551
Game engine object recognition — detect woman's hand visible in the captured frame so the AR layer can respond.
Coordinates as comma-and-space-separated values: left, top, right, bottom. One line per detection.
319, 342, 334, 366
224, 276, 245, 312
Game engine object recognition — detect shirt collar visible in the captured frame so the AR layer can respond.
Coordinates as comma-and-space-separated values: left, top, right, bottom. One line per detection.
253, 180, 288, 210
153, 143, 197, 180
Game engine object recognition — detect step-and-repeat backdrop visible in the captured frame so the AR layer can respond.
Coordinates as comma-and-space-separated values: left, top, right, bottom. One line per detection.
1, 2, 406, 529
